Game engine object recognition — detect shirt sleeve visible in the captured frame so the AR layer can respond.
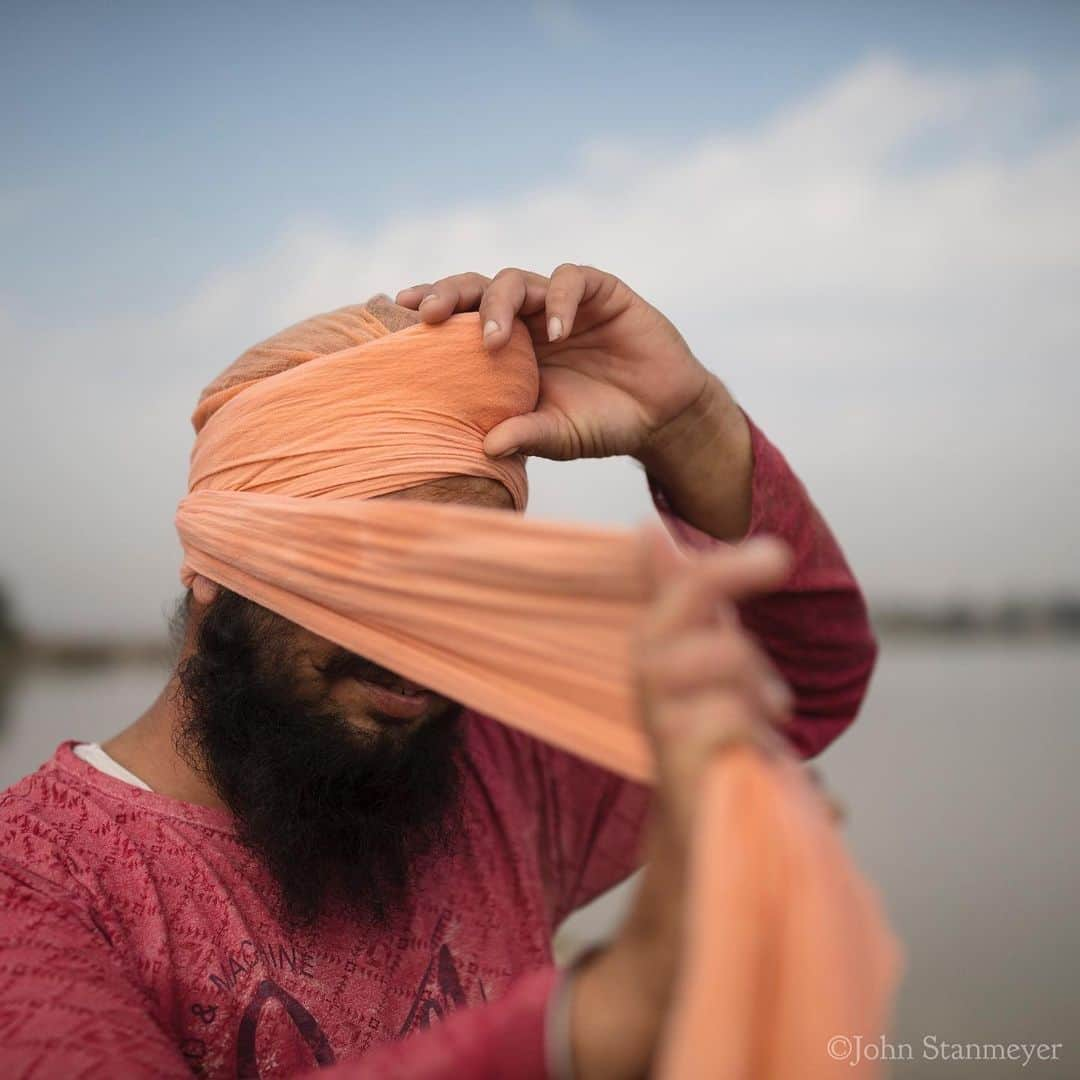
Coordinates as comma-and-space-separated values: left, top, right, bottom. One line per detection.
325, 966, 557, 1079
531, 740, 652, 924
0, 863, 557, 1080
525, 415, 878, 921
648, 412, 879, 757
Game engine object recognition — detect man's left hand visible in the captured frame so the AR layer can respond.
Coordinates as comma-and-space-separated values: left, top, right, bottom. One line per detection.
396, 264, 718, 461
397, 265, 754, 540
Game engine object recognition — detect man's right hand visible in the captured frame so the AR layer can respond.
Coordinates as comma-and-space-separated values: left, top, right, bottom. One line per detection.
569, 530, 793, 1079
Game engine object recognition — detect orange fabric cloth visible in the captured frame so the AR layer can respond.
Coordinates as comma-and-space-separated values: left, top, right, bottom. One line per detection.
176, 310, 900, 1077
187, 311, 535, 511
657, 751, 901, 1079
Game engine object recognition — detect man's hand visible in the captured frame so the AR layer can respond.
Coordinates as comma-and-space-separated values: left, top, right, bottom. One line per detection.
396, 265, 755, 541
566, 531, 793, 1079
397, 265, 707, 461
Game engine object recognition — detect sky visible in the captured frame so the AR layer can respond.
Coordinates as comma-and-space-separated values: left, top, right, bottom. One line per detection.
2, 1, 1079, 635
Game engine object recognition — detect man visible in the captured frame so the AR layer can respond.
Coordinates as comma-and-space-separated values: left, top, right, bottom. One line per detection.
0, 265, 876, 1078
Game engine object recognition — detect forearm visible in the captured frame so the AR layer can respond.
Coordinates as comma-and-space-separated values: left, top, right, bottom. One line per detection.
338, 956, 654, 1080
324, 967, 556, 1079
732, 422, 878, 755
642, 406, 877, 757
636, 373, 753, 543
566, 942, 664, 1080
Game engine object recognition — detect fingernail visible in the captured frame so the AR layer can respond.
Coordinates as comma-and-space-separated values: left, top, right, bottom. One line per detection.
548, 315, 563, 342
496, 445, 520, 458
420, 293, 439, 307
483, 319, 499, 339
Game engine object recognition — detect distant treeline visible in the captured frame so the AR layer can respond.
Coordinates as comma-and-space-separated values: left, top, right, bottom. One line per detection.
871, 596, 1080, 639
1, 585, 1078, 674
0, 588, 172, 670
5, 638, 174, 669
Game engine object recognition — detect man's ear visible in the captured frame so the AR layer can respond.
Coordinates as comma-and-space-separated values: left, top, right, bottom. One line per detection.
191, 574, 220, 607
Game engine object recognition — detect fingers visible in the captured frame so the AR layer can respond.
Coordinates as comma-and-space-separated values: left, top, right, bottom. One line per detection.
477, 268, 549, 350
396, 269, 547, 348
545, 262, 591, 342
397, 263, 603, 351
394, 273, 491, 323
639, 535, 792, 642
636, 526, 685, 589
633, 533, 795, 843
484, 403, 582, 460
394, 283, 434, 308
638, 629, 793, 725
483, 413, 546, 460
648, 692, 781, 843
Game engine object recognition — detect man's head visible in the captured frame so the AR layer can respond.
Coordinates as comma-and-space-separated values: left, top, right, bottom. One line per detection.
178, 311, 520, 926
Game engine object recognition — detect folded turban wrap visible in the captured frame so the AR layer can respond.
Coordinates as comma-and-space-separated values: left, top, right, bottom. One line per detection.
176, 297, 901, 1078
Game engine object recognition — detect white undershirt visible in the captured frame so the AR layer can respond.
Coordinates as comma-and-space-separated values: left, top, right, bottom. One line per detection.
73, 742, 153, 791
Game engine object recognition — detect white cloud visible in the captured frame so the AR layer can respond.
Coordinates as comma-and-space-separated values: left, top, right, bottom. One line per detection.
3, 56, 1078, 634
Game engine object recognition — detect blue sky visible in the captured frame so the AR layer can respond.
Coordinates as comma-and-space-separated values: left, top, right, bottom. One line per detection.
3, 2, 1079, 633
5, 1, 1078, 321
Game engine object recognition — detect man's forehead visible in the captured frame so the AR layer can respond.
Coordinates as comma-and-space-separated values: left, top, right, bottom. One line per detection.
377, 475, 515, 511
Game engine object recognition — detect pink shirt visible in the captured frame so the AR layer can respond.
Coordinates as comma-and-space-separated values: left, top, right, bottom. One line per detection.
0, 421, 877, 1078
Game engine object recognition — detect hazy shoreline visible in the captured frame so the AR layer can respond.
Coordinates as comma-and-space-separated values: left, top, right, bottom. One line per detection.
0, 601, 1075, 676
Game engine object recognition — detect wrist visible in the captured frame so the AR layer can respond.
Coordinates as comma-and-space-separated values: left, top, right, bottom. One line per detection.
569, 940, 665, 1079
636, 374, 753, 542
637, 372, 742, 473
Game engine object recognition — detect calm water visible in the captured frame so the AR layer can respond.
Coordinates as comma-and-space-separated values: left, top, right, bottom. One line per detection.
2, 641, 1077, 1078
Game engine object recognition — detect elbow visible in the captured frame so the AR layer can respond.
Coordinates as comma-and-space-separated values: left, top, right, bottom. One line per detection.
848, 621, 879, 723
788, 620, 879, 760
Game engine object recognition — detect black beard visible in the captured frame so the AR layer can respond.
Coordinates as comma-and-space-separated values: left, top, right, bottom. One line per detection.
174, 588, 464, 928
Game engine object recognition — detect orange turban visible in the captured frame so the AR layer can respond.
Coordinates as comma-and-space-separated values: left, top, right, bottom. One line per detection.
187, 297, 535, 512
175, 298, 900, 1077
